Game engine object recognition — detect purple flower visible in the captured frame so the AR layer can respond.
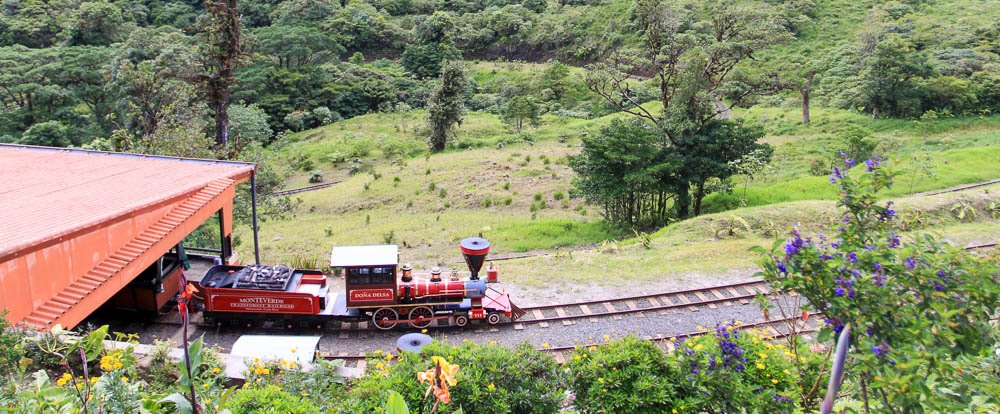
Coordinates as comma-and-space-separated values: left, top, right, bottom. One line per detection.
845, 158, 856, 168
773, 395, 794, 404
866, 328, 874, 336
848, 288, 856, 299
905, 257, 916, 270
865, 157, 881, 172
777, 262, 787, 273
888, 233, 901, 248
873, 262, 882, 271
872, 343, 890, 358
848, 252, 858, 263
831, 167, 843, 181
834, 286, 845, 297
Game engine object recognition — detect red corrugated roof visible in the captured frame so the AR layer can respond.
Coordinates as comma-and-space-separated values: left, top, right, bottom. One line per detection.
0, 144, 255, 259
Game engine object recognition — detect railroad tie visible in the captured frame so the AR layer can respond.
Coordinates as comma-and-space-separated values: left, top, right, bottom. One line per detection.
539, 321, 549, 328
602, 302, 616, 313
646, 296, 661, 306
579, 304, 593, 315
514, 323, 524, 330
693, 291, 717, 309
532, 309, 545, 320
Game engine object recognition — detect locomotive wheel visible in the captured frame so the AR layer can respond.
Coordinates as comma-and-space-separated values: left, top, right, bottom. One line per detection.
408, 307, 435, 329
486, 312, 502, 325
372, 308, 399, 330
453, 314, 469, 327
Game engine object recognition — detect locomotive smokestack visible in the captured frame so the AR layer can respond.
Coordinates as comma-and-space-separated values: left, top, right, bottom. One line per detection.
460, 237, 491, 280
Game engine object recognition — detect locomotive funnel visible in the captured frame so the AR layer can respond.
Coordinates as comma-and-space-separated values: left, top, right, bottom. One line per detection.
460, 237, 491, 280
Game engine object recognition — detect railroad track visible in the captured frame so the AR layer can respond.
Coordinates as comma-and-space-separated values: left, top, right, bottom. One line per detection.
512, 279, 770, 328
325, 313, 821, 369
273, 180, 342, 196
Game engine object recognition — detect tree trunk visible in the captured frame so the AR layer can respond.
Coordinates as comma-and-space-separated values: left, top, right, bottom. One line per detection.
214, 94, 229, 148
801, 72, 813, 125
693, 181, 705, 216
675, 181, 691, 218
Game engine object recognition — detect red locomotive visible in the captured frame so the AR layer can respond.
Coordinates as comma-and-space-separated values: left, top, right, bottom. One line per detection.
198, 237, 524, 329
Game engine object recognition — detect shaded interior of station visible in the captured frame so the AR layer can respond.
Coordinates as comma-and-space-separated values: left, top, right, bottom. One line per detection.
0, 144, 261, 330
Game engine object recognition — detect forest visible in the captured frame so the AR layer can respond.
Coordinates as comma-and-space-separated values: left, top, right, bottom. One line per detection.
1, 0, 997, 148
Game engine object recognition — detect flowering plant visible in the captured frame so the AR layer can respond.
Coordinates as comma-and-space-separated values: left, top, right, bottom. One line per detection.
417, 356, 459, 410
757, 156, 1000, 412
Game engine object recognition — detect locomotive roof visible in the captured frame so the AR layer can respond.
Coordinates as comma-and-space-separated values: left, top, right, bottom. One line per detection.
330, 244, 399, 267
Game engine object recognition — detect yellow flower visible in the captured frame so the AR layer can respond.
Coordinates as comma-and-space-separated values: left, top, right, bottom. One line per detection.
89, 377, 99, 384
56, 373, 72, 387
772, 379, 779, 385
212, 367, 221, 375
301, 392, 310, 397
756, 363, 765, 370
783, 369, 791, 375
121, 376, 129, 383
758, 353, 768, 359
290, 348, 297, 354
603, 335, 611, 341
598, 378, 604, 384
252, 357, 261, 364
421, 329, 428, 334
203, 383, 211, 389
375, 362, 385, 370
541, 342, 550, 348
673, 410, 678, 414
487, 383, 496, 392
386, 354, 395, 361
288, 361, 297, 369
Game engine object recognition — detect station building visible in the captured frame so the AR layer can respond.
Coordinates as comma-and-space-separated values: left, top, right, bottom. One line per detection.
0, 144, 258, 329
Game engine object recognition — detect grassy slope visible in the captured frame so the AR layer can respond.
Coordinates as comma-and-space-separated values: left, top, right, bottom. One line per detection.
244, 99, 1000, 272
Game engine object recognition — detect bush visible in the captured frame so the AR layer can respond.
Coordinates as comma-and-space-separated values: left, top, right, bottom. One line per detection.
225, 385, 321, 414
341, 342, 565, 414
567, 336, 678, 413
308, 170, 324, 183
19, 121, 71, 147
758, 156, 1000, 412
668, 323, 801, 413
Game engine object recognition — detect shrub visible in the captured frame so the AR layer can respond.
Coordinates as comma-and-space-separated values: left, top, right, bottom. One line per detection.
668, 323, 801, 413
553, 191, 564, 200
225, 385, 321, 414
567, 336, 678, 413
308, 171, 324, 183
757, 155, 1000, 412
341, 342, 565, 414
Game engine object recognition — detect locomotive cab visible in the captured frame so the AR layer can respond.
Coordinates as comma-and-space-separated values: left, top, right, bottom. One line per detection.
331, 245, 399, 308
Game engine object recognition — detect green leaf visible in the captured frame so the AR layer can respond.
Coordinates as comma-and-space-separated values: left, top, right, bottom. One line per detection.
161, 393, 194, 414
384, 390, 410, 414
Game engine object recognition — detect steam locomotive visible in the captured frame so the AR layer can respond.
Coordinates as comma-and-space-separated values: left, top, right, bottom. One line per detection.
197, 237, 524, 329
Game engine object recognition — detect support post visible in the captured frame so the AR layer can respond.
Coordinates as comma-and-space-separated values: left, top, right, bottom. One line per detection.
250, 173, 261, 265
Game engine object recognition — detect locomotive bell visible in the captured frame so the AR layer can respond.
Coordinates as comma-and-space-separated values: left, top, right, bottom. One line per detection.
460, 237, 491, 280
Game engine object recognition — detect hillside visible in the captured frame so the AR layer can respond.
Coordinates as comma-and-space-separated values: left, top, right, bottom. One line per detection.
246, 89, 1000, 304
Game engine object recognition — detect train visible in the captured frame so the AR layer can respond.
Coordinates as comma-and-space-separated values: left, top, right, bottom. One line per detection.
196, 237, 525, 329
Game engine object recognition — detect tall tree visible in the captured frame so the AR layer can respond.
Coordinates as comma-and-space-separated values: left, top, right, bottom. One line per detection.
584, 0, 790, 218
426, 61, 467, 152
501, 96, 539, 133
200, 0, 244, 148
